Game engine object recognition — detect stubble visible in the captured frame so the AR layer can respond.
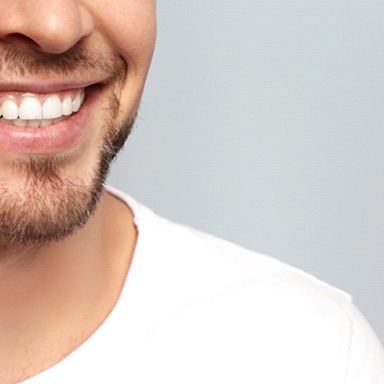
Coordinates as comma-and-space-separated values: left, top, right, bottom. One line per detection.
0, 44, 134, 247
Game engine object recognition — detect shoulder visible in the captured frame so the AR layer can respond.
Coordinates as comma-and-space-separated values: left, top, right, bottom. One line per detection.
108, 187, 384, 382
109, 186, 353, 322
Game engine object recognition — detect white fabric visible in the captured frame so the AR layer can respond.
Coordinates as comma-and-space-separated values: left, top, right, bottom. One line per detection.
25, 187, 384, 383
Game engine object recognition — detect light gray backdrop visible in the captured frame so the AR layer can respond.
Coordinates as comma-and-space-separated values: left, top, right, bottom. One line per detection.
109, 1, 384, 343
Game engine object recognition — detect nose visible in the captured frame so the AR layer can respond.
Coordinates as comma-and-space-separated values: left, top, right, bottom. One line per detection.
0, 1, 94, 54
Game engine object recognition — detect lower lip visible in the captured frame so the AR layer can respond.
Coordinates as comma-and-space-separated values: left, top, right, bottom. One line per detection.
0, 87, 100, 155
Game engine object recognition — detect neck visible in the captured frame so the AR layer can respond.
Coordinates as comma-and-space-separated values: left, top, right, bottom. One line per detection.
0, 190, 137, 367
0, 195, 104, 303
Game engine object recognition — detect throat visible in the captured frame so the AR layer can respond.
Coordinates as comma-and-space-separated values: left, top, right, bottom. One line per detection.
0, 191, 137, 383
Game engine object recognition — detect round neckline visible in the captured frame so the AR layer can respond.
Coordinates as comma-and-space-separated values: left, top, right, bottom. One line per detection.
23, 187, 144, 383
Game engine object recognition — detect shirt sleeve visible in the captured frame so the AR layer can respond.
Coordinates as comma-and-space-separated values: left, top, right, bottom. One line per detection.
345, 303, 384, 383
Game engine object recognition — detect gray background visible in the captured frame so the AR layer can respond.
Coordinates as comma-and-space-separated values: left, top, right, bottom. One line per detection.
109, 1, 384, 343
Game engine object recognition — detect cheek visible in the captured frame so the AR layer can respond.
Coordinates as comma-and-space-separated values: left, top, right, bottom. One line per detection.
98, 1, 156, 68
93, 1, 156, 121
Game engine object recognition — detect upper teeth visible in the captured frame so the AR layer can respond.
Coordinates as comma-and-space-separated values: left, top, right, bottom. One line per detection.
0, 91, 85, 127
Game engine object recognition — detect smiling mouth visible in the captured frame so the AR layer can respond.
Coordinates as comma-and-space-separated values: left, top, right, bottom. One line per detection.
0, 88, 86, 128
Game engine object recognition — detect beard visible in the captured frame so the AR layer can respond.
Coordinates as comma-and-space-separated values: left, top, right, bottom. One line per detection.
0, 44, 134, 247
0, 114, 134, 248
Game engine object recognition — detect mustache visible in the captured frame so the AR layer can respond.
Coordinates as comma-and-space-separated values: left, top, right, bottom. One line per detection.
0, 43, 127, 82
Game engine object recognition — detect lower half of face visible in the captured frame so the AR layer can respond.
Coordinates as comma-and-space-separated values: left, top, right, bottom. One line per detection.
0, 1, 156, 247
0, 81, 134, 247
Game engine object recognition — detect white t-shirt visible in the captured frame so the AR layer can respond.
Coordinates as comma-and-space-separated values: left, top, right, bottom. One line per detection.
25, 187, 384, 383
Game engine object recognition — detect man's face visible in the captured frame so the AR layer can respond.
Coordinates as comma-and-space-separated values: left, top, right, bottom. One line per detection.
0, 1, 156, 246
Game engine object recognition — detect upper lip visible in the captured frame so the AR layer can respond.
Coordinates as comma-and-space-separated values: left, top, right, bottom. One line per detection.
0, 78, 105, 94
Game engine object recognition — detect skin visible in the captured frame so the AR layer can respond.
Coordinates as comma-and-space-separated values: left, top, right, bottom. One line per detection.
0, 1, 156, 382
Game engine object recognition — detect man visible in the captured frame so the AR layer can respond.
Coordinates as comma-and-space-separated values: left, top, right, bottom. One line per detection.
0, 1, 382, 383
